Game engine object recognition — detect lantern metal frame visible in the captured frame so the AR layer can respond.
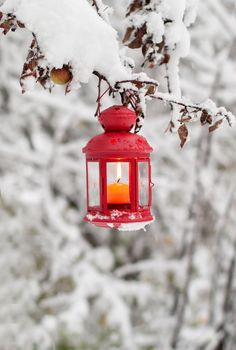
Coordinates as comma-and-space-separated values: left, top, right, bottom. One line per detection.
83, 105, 154, 230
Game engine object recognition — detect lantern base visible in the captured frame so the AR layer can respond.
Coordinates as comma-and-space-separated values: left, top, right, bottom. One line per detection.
84, 210, 154, 231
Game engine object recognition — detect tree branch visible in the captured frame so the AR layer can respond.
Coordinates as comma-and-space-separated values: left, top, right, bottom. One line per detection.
91, 0, 100, 13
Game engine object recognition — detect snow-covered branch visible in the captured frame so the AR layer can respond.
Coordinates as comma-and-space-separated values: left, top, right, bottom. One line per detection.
0, 0, 234, 147
1, 1, 236, 349
90, 0, 112, 23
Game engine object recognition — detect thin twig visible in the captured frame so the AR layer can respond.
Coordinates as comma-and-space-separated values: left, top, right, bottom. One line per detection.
171, 130, 206, 347
93, 72, 235, 130
152, 93, 202, 111
92, 0, 100, 14
93, 71, 114, 91
208, 186, 236, 325
211, 237, 236, 350
114, 79, 159, 89
165, 63, 172, 95
95, 75, 102, 117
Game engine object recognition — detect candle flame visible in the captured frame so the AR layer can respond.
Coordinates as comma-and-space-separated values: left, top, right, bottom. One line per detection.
117, 162, 122, 182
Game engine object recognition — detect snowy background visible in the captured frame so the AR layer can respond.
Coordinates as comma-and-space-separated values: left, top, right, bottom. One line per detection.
0, 0, 236, 349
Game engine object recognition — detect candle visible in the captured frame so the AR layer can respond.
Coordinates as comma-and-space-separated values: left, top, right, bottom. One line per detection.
107, 162, 130, 204
107, 182, 130, 204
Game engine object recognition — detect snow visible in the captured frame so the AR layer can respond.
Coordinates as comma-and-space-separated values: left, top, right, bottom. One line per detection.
1, 0, 130, 84
184, 0, 199, 26
146, 12, 164, 44
86, 247, 114, 272
161, 0, 191, 58
92, 0, 113, 24
163, 0, 191, 105
118, 220, 154, 232
0, 0, 236, 349
86, 211, 154, 231
86, 213, 110, 221
22, 75, 36, 90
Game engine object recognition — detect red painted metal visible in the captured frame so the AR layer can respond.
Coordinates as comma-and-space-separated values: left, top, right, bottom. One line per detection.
99, 105, 137, 132
83, 132, 152, 157
82, 105, 154, 230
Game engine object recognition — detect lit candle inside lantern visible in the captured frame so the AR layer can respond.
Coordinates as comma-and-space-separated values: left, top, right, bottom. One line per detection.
107, 162, 130, 204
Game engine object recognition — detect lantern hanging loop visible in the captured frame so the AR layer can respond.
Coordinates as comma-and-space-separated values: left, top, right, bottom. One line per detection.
96, 86, 110, 117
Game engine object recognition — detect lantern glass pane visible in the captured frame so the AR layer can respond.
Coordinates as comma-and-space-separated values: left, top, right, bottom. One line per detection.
138, 161, 149, 206
88, 162, 100, 207
107, 162, 130, 206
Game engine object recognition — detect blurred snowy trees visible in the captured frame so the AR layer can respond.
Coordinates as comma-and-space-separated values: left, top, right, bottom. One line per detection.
0, 1, 236, 350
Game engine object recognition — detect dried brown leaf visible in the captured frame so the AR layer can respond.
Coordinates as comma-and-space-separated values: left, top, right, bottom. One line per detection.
145, 84, 156, 96
134, 81, 144, 89
128, 23, 146, 49
28, 58, 38, 71
178, 123, 188, 147
142, 42, 151, 56
17, 20, 25, 28
209, 118, 223, 133
0, 14, 23, 35
165, 120, 175, 133
20, 35, 51, 93
180, 108, 188, 117
178, 116, 191, 123
0, 20, 12, 35
147, 61, 156, 69
127, 0, 143, 16
123, 27, 134, 43
157, 39, 165, 53
128, 37, 142, 49
200, 109, 212, 125
160, 53, 170, 65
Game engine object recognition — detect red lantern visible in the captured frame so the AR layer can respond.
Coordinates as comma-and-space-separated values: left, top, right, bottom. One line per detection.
82, 105, 154, 230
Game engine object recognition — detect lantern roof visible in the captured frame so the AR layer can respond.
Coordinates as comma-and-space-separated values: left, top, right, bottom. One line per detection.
99, 105, 137, 132
83, 105, 153, 156
83, 132, 153, 156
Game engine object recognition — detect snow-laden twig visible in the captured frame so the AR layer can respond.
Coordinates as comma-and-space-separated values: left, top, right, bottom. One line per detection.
211, 236, 236, 350
0, 0, 234, 145
153, 92, 235, 125
171, 131, 205, 348
208, 186, 236, 325
91, 0, 112, 24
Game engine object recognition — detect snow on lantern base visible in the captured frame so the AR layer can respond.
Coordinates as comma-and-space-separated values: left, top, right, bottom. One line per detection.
84, 210, 154, 231
82, 105, 154, 231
